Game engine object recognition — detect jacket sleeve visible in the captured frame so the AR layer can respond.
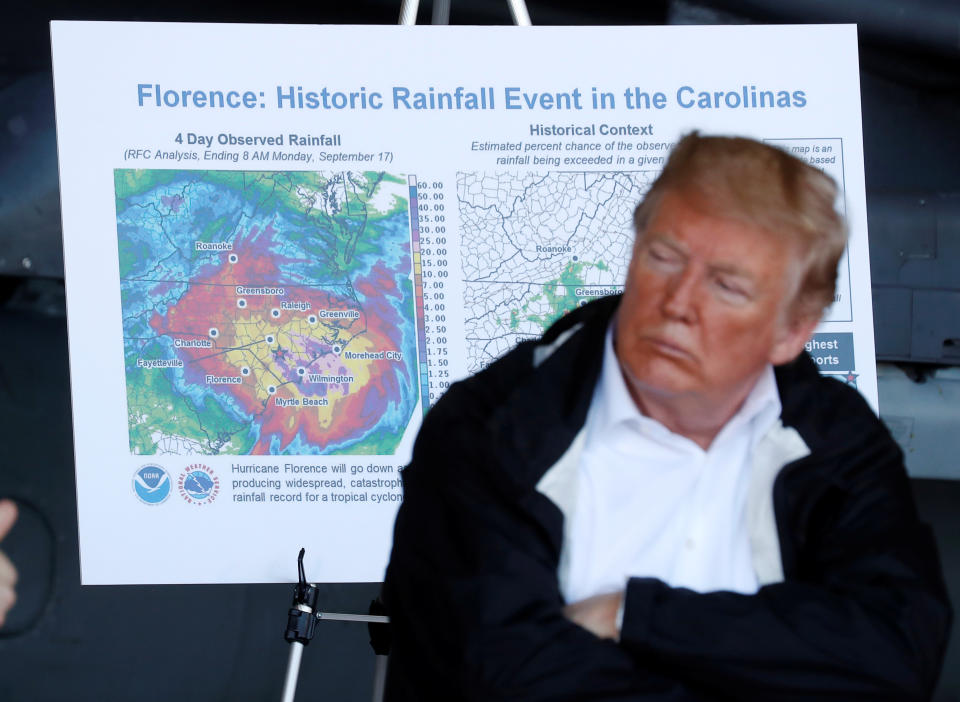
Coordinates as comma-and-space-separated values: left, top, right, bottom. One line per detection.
618, 432, 952, 702
382, 383, 711, 702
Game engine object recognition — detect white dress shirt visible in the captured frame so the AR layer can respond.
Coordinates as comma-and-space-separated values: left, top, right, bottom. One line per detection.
560, 324, 782, 605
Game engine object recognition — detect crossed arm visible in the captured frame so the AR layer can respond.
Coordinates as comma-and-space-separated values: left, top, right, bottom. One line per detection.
383, 455, 709, 702
561, 437, 951, 701
384, 396, 950, 702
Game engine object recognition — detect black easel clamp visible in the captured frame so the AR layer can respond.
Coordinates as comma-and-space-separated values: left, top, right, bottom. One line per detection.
284, 548, 321, 645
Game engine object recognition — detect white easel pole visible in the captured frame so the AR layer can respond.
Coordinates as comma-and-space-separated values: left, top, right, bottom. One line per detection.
399, 0, 420, 25
507, 0, 532, 26
371, 656, 389, 702
281, 642, 306, 702
432, 0, 451, 24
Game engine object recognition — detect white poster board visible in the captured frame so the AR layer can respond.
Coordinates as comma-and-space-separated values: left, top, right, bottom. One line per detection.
51, 22, 875, 584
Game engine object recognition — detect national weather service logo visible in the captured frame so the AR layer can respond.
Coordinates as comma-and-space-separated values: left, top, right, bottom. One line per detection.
178, 464, 220, 505
133, 464, 171, 505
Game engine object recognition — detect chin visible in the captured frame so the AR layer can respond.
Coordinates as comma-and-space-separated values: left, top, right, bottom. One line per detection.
622, 357, 698, 399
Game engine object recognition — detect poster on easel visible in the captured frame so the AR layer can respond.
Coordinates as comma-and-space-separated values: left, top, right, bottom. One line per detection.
51, 21, 874, 584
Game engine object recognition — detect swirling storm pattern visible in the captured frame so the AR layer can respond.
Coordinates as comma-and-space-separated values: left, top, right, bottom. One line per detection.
117, 170, 419, 455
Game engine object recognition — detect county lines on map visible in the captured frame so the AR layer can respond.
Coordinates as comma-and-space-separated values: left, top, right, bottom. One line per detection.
116, 170, 419, 456
459, 171, 657, 372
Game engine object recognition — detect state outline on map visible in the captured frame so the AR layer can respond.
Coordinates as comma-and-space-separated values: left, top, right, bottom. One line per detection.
116, 168, 420, 456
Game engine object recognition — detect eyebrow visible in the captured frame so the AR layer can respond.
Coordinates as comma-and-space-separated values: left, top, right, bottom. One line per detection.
645, 234, 687, 256
708, 263, 756, 282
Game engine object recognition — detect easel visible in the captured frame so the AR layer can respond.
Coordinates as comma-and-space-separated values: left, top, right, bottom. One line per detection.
280, 549, 390, 702
279, 3, 531, 700
398, 0, 531, 26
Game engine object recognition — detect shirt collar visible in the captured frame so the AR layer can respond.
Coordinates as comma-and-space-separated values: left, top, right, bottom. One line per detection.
592, 322, 644, 433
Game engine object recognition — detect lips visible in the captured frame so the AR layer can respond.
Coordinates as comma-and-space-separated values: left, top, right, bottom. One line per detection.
645, 335, 695, 361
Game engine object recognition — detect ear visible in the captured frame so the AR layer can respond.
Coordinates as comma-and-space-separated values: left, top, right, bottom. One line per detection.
768, 311, 820, 366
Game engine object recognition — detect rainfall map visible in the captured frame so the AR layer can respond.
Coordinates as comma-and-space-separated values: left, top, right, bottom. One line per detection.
459, 171, 656, 372
116, 169, 419, 456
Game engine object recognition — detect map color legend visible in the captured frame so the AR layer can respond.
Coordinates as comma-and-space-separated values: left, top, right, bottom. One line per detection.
408, 175, 431, 416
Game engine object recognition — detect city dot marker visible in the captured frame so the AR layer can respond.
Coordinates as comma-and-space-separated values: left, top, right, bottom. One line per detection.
228, 253, 238, 264
209, 328, 219, 338
237, 299, 247, 309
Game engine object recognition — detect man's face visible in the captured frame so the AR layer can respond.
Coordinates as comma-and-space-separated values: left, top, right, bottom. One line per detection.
615, 188, 815, 409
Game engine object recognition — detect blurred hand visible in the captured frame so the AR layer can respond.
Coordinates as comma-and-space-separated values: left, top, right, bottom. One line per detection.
0, 500, 18, 628
562, 590, 623, 640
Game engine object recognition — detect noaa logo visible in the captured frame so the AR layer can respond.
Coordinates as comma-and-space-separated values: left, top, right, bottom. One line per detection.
178, 464, 220, 505
133, 464, 171, 505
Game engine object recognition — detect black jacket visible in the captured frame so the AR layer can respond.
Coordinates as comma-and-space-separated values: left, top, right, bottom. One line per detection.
383, 295, 951, 701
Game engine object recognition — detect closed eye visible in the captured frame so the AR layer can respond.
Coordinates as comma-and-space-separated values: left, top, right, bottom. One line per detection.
714, 276, 752, 301
645, 243, 684, 269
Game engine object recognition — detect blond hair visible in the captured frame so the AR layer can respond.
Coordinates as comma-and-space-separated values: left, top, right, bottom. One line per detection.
634, 132, 847, 319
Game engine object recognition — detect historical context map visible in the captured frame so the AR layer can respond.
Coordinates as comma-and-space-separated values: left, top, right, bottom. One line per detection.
116, 170, 419, 456
460, 171, 656, 372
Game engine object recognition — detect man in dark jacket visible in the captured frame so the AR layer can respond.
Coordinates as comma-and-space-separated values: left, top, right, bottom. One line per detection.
383, 133, 951, 701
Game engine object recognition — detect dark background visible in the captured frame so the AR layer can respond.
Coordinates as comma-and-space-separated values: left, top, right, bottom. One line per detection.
0, 1, 958, 700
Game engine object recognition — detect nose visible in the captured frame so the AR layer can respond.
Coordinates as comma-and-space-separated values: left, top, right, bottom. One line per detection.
660, 268, 700, 323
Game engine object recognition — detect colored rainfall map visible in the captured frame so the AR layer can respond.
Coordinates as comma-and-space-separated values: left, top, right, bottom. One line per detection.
458, 171, 656, 372
117, 170, 419, 455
